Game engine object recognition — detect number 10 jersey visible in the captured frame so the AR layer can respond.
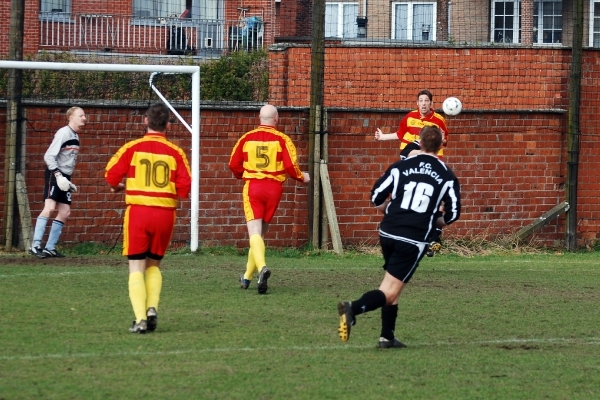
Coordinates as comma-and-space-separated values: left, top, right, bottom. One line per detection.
105, 133, 192, 209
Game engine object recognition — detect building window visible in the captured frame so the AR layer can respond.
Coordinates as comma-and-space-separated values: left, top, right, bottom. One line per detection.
392, 2, 436, 41
591, 0, 600, 47
133, 0, 187, 18
325, 2, 359, 38
492, 0, 520, 43
40, 0, 70, 13
191, 0, 222, 19
533, 0, 562, 44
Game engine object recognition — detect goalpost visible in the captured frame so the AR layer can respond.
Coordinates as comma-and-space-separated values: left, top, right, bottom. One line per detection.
0, 61, 202, 252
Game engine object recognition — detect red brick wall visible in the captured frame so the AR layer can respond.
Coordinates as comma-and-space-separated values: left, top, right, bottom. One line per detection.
268, 45, 600, 248
1, 2, 11, 55
1, 0, 133, 56
2, 0, 40, 56
2, 46, 600, 249
269, 47, 571, 110
0, 106, 311, 249
324, 110, 567, 247
0, 104, 580, 250
275, 0, 312, 38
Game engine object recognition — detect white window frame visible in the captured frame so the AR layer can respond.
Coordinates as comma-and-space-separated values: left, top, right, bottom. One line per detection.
325, 2, 359, 39
40, 0, 71, 21
533, 0, 562, 46
589, 0, 600, 47
40, 0, 71, 13
133, 0, 188, 19
490, 0, 521, 43
391, 2, 437, 41
191, 0, 223, 20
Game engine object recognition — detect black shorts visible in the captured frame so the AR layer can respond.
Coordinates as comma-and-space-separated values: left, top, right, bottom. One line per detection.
380, 235, 428, 283
43, 169, 72, 205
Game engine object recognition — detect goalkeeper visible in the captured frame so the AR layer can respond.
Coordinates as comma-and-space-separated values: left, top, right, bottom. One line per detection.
30, 107, 87, 258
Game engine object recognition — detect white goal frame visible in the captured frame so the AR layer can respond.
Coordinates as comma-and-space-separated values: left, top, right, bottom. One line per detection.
0, 61, 201, 252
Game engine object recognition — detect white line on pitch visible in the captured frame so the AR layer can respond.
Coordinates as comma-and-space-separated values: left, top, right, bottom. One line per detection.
0, 270, 119, 278
0, 267, 388, 278
1, 266, 599, 279
1, 337, 599, 361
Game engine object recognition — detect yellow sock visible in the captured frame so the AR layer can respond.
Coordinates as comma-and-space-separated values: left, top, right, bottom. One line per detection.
249, 234, 267, 272
128, 271, 147, 323
244, 248, 257, 280
145, 266, 162, 310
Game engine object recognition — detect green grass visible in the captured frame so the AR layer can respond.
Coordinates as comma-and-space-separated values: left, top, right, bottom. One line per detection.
1, 251, 599, 399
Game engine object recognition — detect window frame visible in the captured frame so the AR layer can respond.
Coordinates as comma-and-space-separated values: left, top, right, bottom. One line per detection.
490, 0, 521, 44
532, 0, 563, 46
391, 2, 437, 41
133, 0, 188, 21
39, 0, 72, 21
325, 2, 359, 39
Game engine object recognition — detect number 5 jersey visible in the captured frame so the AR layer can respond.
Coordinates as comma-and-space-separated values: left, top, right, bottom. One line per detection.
228, 125, 305, 183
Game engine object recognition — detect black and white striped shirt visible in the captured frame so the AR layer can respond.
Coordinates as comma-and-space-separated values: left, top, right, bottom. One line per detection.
371, 153, 461, 242
44, 125, 80, 176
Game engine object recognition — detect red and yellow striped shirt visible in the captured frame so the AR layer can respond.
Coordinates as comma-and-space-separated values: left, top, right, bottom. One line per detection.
397, 110, 449, 157
229, 125, 304, 183
105, 133, 192, 209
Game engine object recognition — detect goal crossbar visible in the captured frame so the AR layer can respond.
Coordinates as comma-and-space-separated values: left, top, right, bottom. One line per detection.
0, 61, 201, 252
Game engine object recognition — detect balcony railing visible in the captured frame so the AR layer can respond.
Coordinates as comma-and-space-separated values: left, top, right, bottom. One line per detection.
39, 13, 265, 56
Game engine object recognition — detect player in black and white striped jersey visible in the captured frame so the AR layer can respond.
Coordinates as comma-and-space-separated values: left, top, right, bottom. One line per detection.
29, 107, 86, 258
337, 126, 461, 348
400, 139, 444, 256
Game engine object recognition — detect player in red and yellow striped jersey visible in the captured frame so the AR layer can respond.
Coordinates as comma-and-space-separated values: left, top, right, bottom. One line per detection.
229, 104, 310, 294
105, 103, 192, 333
375, 90, 450, 257
375, 89, 449, 157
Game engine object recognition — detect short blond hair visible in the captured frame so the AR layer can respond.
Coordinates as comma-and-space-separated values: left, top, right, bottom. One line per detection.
66, 107, 83, 121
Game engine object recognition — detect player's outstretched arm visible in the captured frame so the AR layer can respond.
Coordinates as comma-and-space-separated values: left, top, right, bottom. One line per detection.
375, 128, 399, 141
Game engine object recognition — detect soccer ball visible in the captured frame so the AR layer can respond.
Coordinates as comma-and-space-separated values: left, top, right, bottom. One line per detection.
442, 97, 462, 116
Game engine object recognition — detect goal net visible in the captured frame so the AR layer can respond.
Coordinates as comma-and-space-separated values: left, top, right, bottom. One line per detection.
0, 60, 201, 252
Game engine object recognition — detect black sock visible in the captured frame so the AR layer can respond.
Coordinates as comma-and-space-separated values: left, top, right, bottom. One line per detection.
380, 304, 398, 340
351, 290, 386, 316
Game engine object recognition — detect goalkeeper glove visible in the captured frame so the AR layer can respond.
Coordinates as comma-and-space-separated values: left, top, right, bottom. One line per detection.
55, 174, 73, 192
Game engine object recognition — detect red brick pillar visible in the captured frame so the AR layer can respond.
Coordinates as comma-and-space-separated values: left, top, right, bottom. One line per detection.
521, 0, 534, 46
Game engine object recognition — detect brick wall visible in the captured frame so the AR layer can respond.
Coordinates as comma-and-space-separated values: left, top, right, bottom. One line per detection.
0, 102, 576, 250
2, 46, 600, 249
0, 106, 311, 249
324, 110, 567, 247
269, 46, 571, 110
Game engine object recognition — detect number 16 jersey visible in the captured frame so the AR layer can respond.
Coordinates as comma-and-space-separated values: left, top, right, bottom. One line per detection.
371, 153, 461, 242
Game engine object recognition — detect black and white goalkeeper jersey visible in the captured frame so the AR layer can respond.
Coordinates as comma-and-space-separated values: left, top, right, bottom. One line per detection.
371, 153, 461, 242
43, 125, 80, 176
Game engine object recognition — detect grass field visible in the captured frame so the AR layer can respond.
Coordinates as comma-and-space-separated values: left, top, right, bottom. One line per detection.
1, 249, 599, 399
